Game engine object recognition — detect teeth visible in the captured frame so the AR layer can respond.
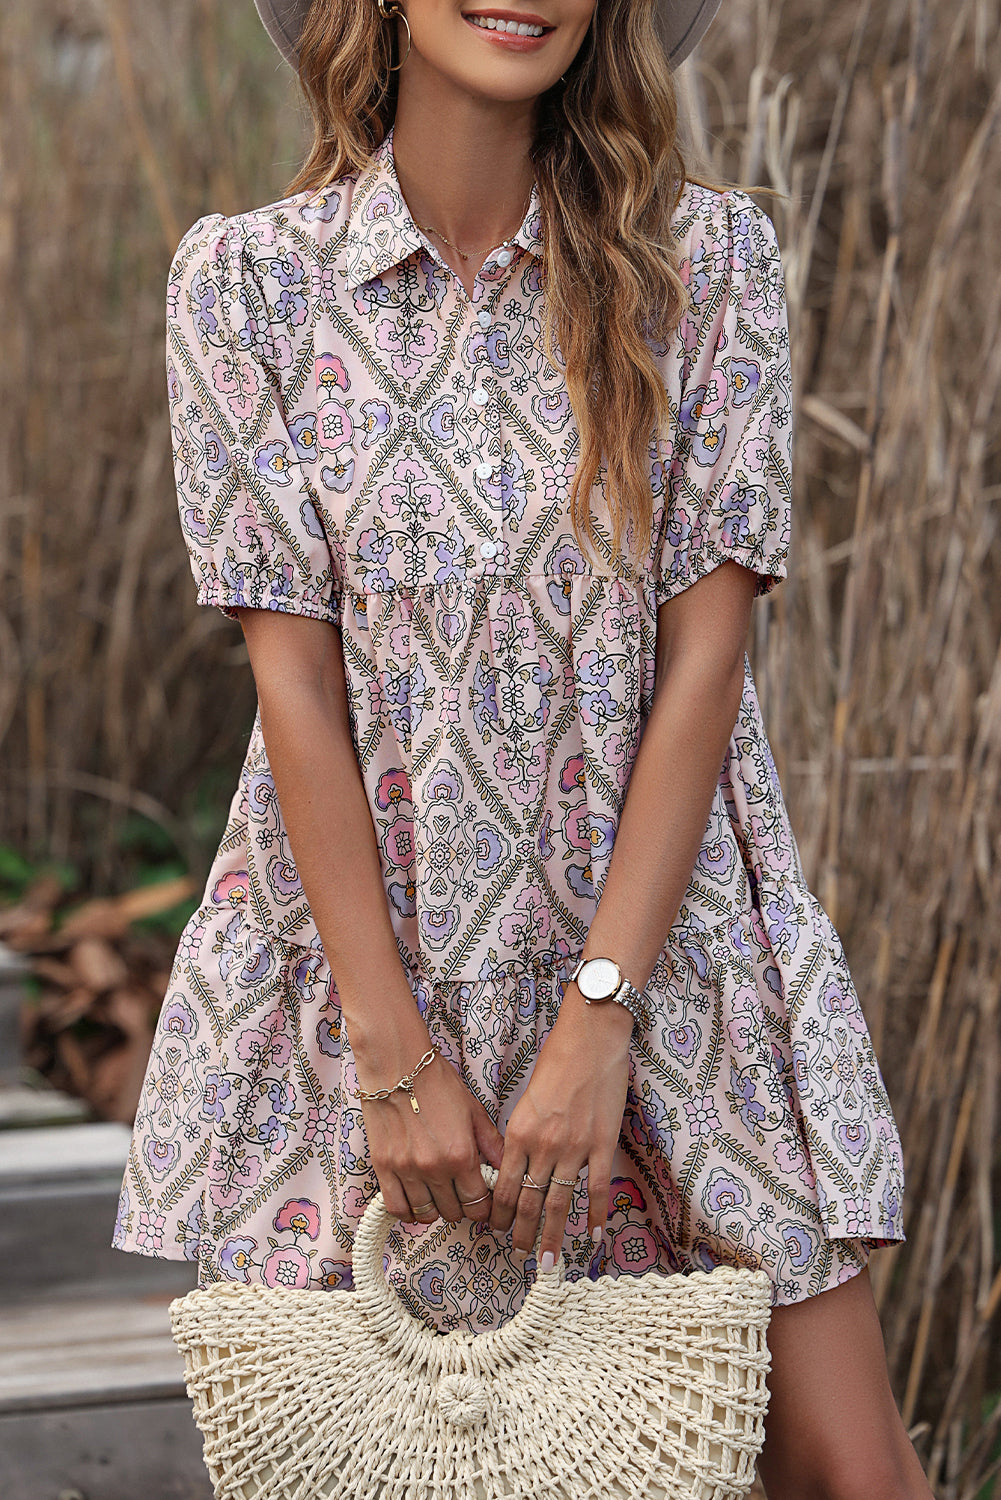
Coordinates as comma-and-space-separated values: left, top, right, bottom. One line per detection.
467, 15, 546, 35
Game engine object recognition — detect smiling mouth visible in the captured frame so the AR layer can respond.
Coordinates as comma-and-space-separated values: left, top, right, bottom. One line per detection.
462, 11, 555, 39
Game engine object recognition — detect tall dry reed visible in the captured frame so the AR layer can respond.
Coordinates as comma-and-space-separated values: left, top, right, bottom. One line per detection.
0, 0, 302, 887
1, 0, 999, 1489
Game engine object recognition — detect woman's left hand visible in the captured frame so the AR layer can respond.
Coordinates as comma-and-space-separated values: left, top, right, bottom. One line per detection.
488, 984, 633, 1265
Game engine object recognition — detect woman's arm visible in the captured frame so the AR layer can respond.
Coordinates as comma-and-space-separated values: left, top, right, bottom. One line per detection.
235, 608, 504, 1224
238, 610, 422, 1058
488, 558, 759, 1260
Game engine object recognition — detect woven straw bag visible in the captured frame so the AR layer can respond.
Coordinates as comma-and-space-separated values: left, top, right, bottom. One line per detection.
169, 1164, 773, 1500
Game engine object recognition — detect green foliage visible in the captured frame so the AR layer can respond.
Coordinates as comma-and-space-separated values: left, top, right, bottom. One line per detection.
976, 1392, 1001, 1500
0, 843, 79, 904
0, 810, 198, 941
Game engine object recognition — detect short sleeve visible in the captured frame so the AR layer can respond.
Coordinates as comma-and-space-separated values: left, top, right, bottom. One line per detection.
653, 190, 793, 604
166, 212, 341, 626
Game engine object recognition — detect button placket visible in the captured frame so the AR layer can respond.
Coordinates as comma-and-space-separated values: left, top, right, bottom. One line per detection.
470, 309, 501, 485
468, 300, 507, 573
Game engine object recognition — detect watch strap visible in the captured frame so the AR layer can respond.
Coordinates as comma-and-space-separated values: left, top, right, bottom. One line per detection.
595, 977, 650, 1031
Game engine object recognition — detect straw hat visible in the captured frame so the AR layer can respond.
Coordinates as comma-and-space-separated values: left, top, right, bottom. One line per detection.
253, 0, 721, 72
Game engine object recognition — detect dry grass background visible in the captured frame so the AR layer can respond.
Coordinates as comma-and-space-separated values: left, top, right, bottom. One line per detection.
0, 0, 999, 1490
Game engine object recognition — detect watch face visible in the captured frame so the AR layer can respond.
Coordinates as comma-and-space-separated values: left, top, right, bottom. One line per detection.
576, 957, 620, 1001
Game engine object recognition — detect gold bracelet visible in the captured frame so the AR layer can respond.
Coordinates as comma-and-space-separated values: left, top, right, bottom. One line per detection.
354, 1045, 439, 1115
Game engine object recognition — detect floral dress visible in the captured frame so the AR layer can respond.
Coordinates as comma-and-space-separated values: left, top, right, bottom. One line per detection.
113, 124, 906, 1325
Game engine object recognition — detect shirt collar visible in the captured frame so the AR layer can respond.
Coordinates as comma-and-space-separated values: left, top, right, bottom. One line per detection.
340, 124, 543, 290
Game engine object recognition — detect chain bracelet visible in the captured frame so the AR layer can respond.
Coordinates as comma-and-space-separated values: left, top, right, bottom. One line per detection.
353, 1045, 439, 1115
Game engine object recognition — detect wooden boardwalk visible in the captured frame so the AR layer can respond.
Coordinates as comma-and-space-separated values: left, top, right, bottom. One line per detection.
0, 1119, 211, 1499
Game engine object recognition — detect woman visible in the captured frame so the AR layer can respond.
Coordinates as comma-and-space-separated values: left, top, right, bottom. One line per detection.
114, 0, 933, 1491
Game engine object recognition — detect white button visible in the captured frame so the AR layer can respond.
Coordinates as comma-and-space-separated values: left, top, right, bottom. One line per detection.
475, 460, 494, 479
472, 386, 489, 406
477, 309, 491, 328
479, 539, 497, 559
496, 248, 512, 266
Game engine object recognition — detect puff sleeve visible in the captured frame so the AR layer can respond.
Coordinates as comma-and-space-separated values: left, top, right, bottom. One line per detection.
653, 190, 793, 603
165, 212, 341, 625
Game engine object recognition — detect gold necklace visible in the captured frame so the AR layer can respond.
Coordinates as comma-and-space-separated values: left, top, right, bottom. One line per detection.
413, 188, 532, 263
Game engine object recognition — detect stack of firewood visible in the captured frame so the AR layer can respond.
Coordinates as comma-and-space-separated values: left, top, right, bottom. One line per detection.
2, 874, 194, 1122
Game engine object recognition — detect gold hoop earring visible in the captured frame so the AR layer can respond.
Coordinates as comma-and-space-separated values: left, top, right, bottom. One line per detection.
376, 0, 412, 69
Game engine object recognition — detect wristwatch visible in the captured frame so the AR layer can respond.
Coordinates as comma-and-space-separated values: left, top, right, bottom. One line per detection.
569, 955, 650, 1031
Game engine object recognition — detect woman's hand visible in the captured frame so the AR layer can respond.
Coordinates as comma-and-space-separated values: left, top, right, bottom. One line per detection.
359, 1040, 505, 1229
488, 983, 633, 1265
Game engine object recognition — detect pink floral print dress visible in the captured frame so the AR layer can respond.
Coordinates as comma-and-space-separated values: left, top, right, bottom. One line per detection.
113, 124, 906, 1323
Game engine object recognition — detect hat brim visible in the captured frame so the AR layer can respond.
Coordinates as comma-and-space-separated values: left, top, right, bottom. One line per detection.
254, 0, 720, 72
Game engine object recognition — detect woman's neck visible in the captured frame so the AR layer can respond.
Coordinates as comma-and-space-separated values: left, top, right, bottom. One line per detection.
390, 84, 537, 255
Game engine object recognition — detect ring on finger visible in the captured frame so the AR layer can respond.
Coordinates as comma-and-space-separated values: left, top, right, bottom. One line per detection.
521, 1172, 549, 1191
550, 1174, 579, 1188
411, 1200, 436, 1215
459, 1191, 492, 1206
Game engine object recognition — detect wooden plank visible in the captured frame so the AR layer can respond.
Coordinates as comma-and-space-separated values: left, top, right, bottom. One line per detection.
0, 1397, 214, 1500
0, 1125, 199, 1301
0, 1121, 132, 1180
0, 1295, 188, 1413
0, 1085, 90, 1128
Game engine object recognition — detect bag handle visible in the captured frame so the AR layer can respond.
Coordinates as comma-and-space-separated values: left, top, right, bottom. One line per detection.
351, 1162, 568, 1370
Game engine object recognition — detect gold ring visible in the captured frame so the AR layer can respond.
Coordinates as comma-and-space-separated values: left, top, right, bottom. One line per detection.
459, 1191, 492, 1206
550, 1175, 578, 1188
521, 1172, 549, 1191
411, 1201, 436, 1215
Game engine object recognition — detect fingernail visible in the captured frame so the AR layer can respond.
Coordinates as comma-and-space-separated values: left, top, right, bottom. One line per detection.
591, 1226, 604, 1246
539, 1250, 555, 1273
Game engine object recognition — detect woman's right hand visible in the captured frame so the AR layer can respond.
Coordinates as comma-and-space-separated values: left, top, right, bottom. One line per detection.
358, 1044, 505, 1227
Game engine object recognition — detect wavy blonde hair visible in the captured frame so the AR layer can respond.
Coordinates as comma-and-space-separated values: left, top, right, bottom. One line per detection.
285, 0, 735, 572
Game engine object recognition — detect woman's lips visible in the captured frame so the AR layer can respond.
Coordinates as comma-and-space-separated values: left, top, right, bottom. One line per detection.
462, 14, 555, 51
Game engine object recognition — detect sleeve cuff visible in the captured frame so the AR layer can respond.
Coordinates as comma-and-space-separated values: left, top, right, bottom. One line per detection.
652, 538, 788, 606
194, 580, 343, 627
